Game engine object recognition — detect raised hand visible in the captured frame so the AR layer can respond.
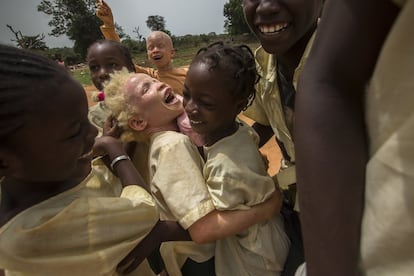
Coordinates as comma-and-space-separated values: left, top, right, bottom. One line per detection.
96, 0, 114, 27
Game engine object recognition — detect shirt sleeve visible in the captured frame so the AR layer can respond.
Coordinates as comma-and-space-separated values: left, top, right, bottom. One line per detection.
204, 128, 275, 210
0, 169, 159, 276
150, 134, 214, 229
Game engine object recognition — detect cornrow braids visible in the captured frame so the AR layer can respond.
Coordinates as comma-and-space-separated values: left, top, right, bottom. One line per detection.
192, 41, 260, 110
0, 44, 69, 142
86, 39, 136, 73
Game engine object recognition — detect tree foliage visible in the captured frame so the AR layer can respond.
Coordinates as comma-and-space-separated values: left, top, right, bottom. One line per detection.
6, 25, 48, 50
37, 0, 103, 58
146, 15, 171, 35
223, 0, 251, 35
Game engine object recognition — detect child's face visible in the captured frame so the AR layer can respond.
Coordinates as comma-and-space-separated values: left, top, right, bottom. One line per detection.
5, 77, 98, 183
87, 42, 134, 91
242, 0, 321, 55
146, 34, 174, 70
125, 73, 183, 129
183, 62, 243, 144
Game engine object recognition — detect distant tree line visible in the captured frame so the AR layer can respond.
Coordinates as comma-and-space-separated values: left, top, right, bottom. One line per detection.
5, 0, 250, 65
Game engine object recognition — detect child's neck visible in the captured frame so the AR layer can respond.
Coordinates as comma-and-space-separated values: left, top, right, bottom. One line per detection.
204, 121, 239, 147
276, 23, 317, 82
145, 121, 179, 137
157, 63, 174, 72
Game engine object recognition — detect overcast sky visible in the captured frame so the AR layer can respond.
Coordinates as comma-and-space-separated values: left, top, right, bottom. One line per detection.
0, 0, 228, 48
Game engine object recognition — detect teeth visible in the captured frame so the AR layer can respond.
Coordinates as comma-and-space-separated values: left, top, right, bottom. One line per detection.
260, 23, 288, 34
190, 120, 202, 125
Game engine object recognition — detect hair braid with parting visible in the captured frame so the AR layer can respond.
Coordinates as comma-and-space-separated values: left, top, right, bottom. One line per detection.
0, 44, 68, 142
193, 41, 260, 110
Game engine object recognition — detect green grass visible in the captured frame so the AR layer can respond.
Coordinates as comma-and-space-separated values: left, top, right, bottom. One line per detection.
71, 41, 260, 87
71, 67, 92, 86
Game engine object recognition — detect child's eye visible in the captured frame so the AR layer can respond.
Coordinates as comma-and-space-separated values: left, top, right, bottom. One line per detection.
142, 83, 150, 94
200, 101, 215, 110
111, 63, 119, 68
182, 90, 190, 100
89, 65, 99, 72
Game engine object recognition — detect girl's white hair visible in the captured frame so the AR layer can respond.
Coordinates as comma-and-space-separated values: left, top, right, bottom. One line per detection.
104, 68, 148, 143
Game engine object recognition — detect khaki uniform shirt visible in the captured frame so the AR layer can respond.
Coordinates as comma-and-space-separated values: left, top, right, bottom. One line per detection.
203, 123, 290, 276
0, 161, 159, 276
361, 0, 414, 275
243, 34, 315, 190
148, 131, 215, 276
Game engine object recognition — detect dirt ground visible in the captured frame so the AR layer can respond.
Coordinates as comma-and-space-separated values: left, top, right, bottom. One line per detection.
83, 85, 282, 176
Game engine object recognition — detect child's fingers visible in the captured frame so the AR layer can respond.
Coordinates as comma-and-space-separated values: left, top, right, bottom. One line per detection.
123, 258, 144, 274
118, 251, 146, 274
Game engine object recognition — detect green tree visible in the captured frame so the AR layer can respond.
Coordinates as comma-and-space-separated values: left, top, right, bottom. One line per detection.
37, 0, 103, 58
146, 15, 171, 35
115, 24, 127, 40
223, 0, 251, 35
6, 25, 48, 50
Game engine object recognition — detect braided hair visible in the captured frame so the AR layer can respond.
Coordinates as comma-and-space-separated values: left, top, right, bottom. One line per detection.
0, 44, 69, 142
191, 41, 260, 110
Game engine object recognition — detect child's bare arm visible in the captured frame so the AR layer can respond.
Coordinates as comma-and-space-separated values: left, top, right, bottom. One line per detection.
189, 189, 282, 244
96, 0, 114, 27
118, 220, 190, 274
96, 0, 120, 42
295, 0, 399, 274
93, 135, 149, 192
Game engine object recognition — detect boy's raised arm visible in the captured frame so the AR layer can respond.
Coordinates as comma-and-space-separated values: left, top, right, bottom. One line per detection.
96, 0, 120, 42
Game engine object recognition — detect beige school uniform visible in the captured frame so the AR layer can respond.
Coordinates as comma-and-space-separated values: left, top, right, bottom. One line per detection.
0, 160, 159, 276
242, 35, 314, 211
361, 0, 414, 275
203, 123, 290, 276
148, 131, 215, 276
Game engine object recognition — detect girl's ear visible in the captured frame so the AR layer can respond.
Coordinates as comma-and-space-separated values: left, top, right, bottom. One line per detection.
128, 116, 147, 131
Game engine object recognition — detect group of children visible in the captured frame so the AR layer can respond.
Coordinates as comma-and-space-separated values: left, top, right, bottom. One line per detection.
0, 39, 281, 275
1, 0, 411, 275
0, 0, 314, 275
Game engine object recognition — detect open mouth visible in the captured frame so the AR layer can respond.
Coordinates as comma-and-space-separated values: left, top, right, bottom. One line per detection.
164, 89, 177, 104
259, 22, 289, 35
152, 55, 162, 61
190, 119, 203, 125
